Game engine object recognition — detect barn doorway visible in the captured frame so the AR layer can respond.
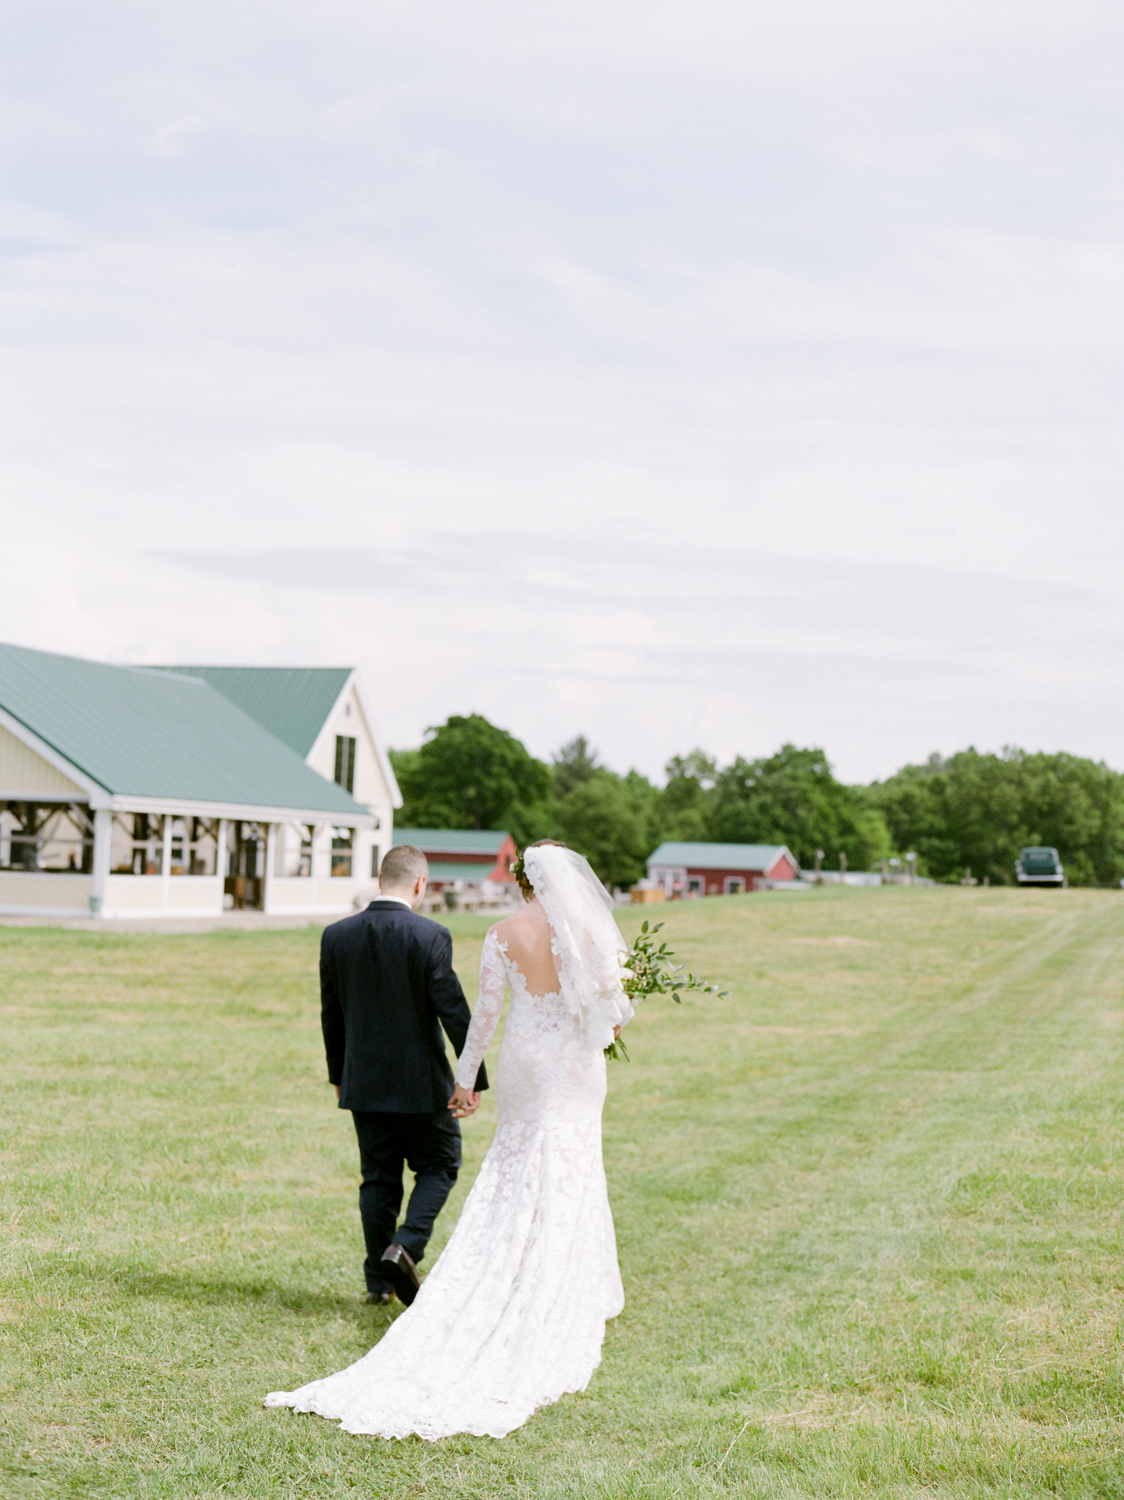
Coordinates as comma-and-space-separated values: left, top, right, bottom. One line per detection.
225, 821, 267, 910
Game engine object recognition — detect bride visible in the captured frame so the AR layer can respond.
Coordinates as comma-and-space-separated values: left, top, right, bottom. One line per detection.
265, 839, 634, 1439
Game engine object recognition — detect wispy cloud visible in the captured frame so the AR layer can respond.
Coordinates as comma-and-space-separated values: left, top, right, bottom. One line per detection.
2, 1, 1123, 778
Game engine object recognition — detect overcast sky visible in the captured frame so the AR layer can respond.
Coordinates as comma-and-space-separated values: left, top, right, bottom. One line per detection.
3, 1, 1123, 782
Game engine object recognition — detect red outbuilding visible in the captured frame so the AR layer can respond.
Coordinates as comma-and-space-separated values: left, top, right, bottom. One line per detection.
390, 828, 517, 893
646, 841, 799, 896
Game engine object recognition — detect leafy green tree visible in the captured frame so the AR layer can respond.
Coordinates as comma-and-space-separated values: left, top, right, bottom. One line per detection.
553, 769, 661, 888
1015, 750, 1124, 886
659, 750, 717, 840
387, 746, 422, 804
397, 722, 1124, 890
552, 736, 602, 799
867, 757, 959, 878
390, 714, 552, 844
871, 747, 1124, 885
707, 744, 891, 871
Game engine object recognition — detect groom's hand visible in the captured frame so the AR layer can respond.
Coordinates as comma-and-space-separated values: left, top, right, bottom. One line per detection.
334, 1085, 340, 1101
448, 1085, 480, 1118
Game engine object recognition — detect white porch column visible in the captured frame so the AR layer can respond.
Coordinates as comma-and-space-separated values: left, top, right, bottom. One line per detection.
311, 822, 330, 879
91, 808, 112, 918
353, 826, 370, 884
161, 816, 172, 910
370, 810, 385, 882
263, 822, 277, 913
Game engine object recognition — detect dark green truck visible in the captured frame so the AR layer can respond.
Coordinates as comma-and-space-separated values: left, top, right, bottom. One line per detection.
1014, 847, 1066, 887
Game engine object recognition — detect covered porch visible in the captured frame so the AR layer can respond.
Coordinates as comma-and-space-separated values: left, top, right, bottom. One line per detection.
0, 799, 376, 921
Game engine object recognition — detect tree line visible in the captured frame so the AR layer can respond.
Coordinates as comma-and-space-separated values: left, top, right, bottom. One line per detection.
389, 715, 1124, 889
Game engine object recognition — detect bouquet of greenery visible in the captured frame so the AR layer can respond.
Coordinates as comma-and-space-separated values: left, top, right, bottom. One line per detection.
605, 920, 727, 1061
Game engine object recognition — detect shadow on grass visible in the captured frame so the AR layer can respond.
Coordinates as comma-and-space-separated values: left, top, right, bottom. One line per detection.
122, 1269, 368, 1317
38, 1255, 396, 1324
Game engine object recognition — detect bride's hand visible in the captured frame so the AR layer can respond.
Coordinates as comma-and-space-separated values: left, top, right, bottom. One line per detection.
613, 1025, 622, 1040
448, 1084, 481, 1118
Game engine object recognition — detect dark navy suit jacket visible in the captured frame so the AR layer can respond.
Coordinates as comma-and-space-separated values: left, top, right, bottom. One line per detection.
320, 899, 489, 1113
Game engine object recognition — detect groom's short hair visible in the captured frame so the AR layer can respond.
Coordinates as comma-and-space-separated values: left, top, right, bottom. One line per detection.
380, 844, 428, 888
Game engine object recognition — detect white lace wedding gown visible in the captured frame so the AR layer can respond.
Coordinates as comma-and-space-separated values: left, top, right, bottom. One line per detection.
264, 927, 625, 1439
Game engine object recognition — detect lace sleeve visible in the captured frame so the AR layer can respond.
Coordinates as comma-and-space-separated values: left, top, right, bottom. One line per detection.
455, 928, 508, 1089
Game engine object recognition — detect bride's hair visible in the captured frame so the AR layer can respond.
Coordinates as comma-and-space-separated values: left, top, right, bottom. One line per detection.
514, 839, 568, 901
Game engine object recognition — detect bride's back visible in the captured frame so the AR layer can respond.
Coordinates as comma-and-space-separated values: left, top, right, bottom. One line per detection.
493, 898, 561, 997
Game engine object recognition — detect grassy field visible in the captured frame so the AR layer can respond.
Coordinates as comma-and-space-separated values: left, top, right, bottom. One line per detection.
2, 888, 1124, 1498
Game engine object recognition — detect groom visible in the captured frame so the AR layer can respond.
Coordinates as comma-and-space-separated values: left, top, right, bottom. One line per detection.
319, 843, 488, 1306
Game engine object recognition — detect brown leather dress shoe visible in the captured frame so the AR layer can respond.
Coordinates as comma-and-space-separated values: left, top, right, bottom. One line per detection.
380, 1242, 420, 1306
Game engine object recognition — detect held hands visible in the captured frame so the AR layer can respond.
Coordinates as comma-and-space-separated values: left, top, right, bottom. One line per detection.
448, 1084, 481, 1119
337, 1081, 480, 1115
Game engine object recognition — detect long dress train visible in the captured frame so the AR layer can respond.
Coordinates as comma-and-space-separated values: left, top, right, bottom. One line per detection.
264, 928, 624, 1439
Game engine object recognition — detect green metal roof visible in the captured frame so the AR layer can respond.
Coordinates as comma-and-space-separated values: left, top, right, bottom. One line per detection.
393, 829, 512, 855
158, 666, 351, 757
0, 642, 368, 816
647, 841, 796, 871
426, 861, 513, 882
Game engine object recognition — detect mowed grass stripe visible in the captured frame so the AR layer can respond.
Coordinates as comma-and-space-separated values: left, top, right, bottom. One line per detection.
600, 894, 1124, 1487
2, 890, 1124, 1498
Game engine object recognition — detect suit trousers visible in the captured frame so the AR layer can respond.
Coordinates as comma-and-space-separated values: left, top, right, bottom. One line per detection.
351, 1107, 462, 1292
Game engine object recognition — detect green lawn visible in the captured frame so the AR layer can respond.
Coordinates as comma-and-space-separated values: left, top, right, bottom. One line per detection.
3, 888, 1124, 1498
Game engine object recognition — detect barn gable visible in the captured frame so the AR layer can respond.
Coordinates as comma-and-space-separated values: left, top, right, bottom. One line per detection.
0, 720, 86, 799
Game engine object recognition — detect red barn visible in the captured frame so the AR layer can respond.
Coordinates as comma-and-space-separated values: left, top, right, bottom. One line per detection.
390, 828, 517, 892
646, 841, 799, 897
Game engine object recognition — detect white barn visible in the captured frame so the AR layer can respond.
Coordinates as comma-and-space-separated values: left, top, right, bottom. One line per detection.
0, 644, 401, 921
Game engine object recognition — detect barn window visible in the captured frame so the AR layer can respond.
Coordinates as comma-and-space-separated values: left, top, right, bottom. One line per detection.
334, 736, 356, 793
724, 877, 746, 895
